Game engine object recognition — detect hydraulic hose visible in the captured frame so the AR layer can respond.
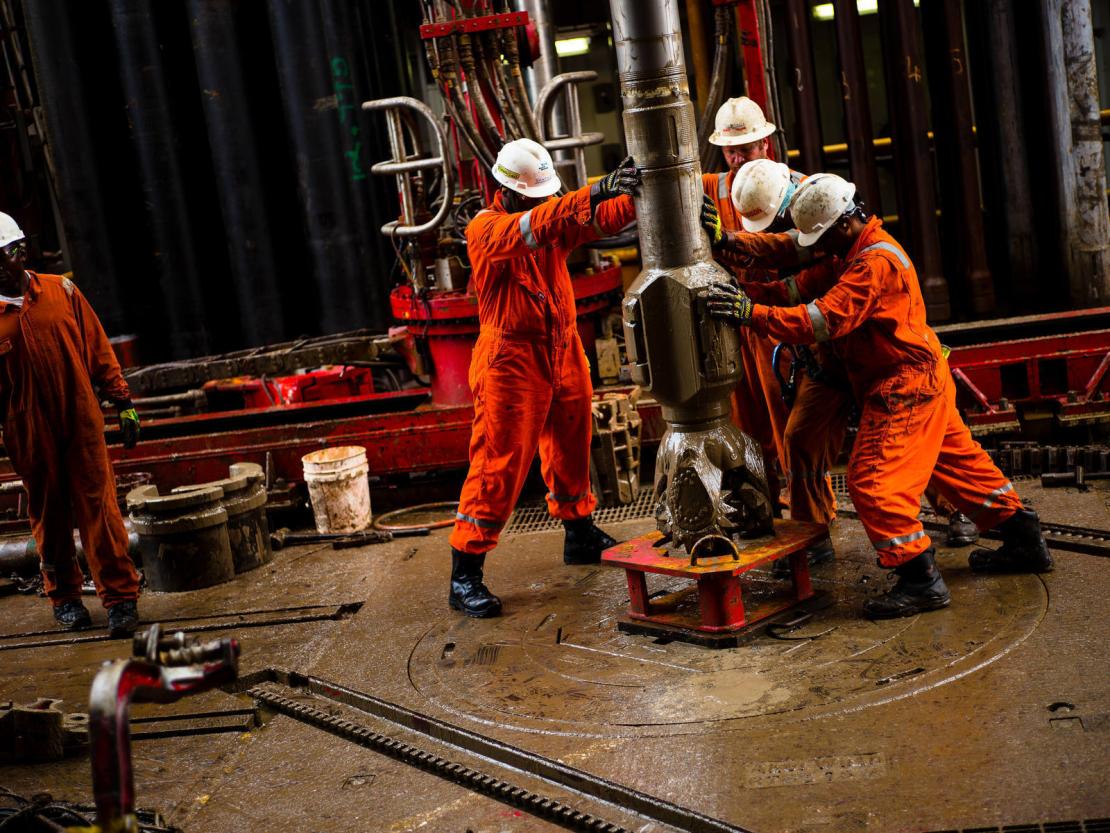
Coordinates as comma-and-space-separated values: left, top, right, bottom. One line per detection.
499, 24, 541, 140
454, 29, 504, 147
698, 6, 733, 170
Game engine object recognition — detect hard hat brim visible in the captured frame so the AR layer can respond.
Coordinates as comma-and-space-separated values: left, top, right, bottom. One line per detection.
513, 174, 562, 199
741, 212, 776, 233
708, 122, 778, 147
796, 225, 829, 247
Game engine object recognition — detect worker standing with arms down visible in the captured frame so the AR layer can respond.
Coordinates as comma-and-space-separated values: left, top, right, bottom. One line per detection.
705, 175, 1053, 617
700, 97, 791, 510
448, 140, 639, 618
0, 212, 142, 636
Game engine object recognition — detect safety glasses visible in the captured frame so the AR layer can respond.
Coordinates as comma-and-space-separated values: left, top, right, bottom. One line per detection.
0, 240, 26, 261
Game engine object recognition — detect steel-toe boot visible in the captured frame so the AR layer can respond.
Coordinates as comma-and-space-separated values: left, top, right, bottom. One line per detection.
53, 599, 92, 631
969, 508, 1053, 573
945, 511, 979, 547
562, 517, 616, 565
449, 548, 502, 618
863, 547, 951, 619
107, 600, 140, 638
773, 534, 835, 578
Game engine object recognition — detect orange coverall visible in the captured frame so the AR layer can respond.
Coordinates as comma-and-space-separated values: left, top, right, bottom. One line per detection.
702, 169, 792, 502
450, 187, 635, 555
747, 219, 1022, 566
0, 273, 140, 606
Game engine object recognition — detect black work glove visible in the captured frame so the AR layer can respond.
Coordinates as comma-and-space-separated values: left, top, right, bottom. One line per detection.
704, 282, 754, 325
591, 155, 641, 209
701, 193, 723, 247
115, 399, 140, 449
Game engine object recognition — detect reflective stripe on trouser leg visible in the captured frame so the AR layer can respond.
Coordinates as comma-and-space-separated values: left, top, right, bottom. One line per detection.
847, 374, 947, 568
450, 337, 555, 554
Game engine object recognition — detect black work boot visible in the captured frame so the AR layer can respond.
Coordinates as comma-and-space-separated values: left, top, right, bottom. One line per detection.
863, 548, 951, 619
773, 535, 835, 578
107, 600, 140, 638
945, 512, 979, 547
969, 508, 1053, 573
53, 600, 92, 631
449, 548, 502, 618
562, 517, 617, 565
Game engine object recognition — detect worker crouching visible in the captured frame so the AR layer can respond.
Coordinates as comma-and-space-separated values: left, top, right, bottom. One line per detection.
448, 139, 639, 618
0, 212, 142, 636
704, 175, 1053, 618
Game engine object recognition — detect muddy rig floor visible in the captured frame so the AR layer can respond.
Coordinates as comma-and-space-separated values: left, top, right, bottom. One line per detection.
1, 481, 1107, 833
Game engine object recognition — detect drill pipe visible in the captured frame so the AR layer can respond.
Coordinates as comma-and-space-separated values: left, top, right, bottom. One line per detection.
609, 0, 773, 550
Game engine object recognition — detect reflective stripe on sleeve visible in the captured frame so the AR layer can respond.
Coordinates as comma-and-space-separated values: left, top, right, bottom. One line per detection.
860, 241, 910, 269
806, 302, 830, 342
519, 211, 539, 249
872, 529, 926, 551
718, 172, 729, 201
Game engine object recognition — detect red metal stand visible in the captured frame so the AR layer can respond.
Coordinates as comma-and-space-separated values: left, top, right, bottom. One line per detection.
602, 520, 826, 646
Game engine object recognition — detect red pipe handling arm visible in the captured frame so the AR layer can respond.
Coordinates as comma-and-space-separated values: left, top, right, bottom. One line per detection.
88, 624, 240, 832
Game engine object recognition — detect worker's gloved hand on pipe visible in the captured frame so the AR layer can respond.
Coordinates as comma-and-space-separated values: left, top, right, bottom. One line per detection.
705, 282, 754, 325
591, 155, 640, 210
701, 194, 723, 246
115, 400, 140, 449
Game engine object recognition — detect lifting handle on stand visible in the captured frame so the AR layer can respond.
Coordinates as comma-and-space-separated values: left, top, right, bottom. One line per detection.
363, 96, 454, 238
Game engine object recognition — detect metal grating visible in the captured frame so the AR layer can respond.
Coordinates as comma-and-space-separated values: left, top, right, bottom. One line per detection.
504, 486, 657, 535
924, 822, 1110, 833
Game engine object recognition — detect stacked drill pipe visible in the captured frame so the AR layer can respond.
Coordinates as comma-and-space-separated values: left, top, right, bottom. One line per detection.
831, 0, 881, 211
878, 0, 949, 321
782, 0, 823, 174
920, 0, 994, 316
608, 0, 773, 551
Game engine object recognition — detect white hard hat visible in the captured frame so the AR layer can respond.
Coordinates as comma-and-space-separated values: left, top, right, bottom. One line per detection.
789, 173, 857, 247
709, 97, 777, 147
0, 213, 25, 248
491, 138, 561, 199
731, 159, 796, 232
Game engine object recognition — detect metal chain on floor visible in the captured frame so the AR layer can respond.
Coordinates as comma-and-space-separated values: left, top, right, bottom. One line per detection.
249, 686, 630, 833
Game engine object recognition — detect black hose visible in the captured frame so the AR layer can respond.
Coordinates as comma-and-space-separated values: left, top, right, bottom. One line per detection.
698, 6, 733, 170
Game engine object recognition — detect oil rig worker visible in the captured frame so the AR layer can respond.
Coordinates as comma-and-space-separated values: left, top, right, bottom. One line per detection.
0, 212, 142, 636
701, 97, 791, 516
448, 139, 639, 618
704, 160, 979, 578
704, 174, 1053, 618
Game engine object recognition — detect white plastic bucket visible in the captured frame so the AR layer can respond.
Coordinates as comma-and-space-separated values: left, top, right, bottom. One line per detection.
301, 446, 372, 534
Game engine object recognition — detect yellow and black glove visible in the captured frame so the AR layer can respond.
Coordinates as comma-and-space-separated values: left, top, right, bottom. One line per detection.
701, 193, 723, 247
116, 400, 140, 449
705, 281, 754, 325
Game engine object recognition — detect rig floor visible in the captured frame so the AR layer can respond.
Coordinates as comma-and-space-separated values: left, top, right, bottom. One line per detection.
1, 482, 1107, 833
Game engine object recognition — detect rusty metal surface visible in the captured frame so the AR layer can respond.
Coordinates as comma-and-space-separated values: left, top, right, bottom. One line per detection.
1, 482, 1107, 831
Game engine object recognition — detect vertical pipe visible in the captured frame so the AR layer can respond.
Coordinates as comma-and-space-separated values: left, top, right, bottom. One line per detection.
22, 0, 124, 329
266, 0, 376, 333
832, 0, 881, 211
734, 1, 768, 111
109, 0, 210, 357
921, 0, 994, 315
609, 0, 772, 547
1040, 0, 1110, 305
186, 0, 284, 346
783, 0, 822, 174
878, 0, 949, 321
